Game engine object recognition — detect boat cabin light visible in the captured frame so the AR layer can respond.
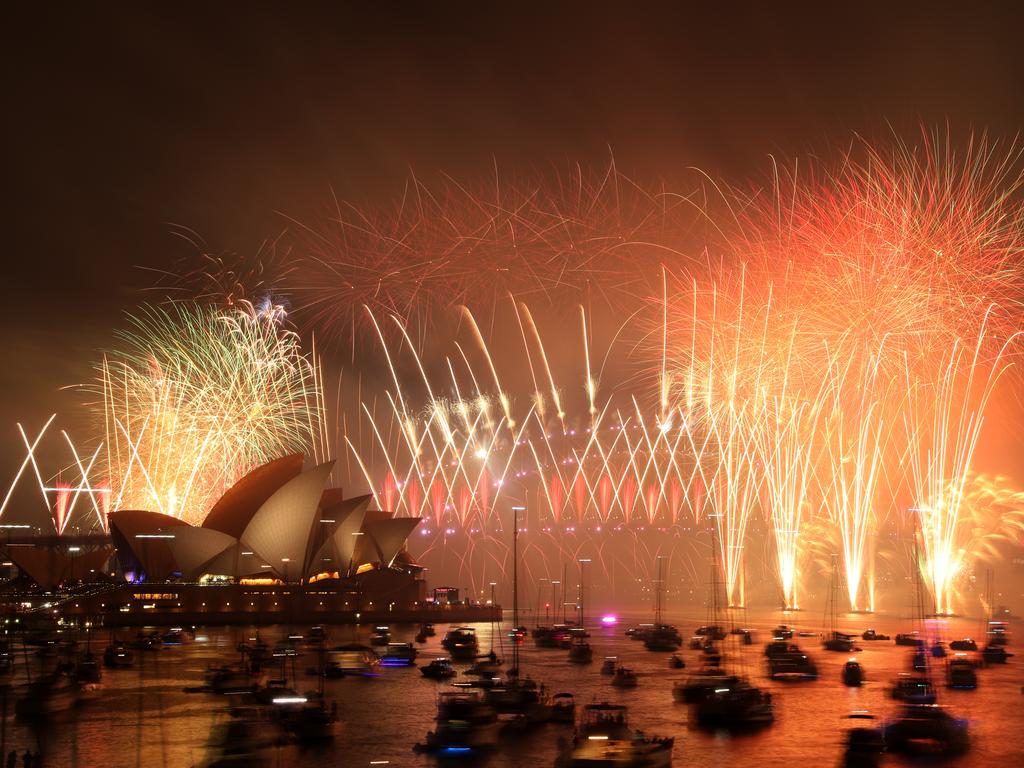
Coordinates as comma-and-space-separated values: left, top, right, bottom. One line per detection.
588, 735, 609, 741
714, 688, 730, 693
272, 696, 308, 705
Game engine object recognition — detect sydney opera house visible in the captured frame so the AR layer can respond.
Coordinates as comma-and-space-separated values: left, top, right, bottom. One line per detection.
2, 456, 492, 625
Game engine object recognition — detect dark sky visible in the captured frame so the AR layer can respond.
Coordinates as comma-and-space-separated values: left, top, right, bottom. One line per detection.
2, 2, 1023, 468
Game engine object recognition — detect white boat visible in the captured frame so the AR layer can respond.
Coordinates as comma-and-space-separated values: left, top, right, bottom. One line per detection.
557, 703, 673, 767
414, 690, 501, 755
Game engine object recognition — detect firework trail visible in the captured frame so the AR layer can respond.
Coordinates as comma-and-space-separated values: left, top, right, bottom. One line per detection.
91, 301, 324, 525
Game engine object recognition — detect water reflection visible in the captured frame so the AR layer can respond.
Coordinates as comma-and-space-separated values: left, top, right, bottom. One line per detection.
0, 611, 1019, 766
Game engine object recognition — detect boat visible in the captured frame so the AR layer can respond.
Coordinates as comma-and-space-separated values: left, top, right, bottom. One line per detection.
280, 697, 338, 744
160, 627, 190, 646
930, 641, 947, 658
894, 632, 921, 646
556, 703, 673, 768
328, 644, 380, 675
485, 504, 552, 726
611, 666, 638, 688
693, 625, 726, 641
380, 642, 418, 666
369, 626, 391, 647
890, 673, 937, 704
673, 666, 739, 703
643, 559, 682, 652
75, 651, 102, 684
421, 623, 436, 637
949, 638, 977, 651
986, 619, 1009, 646
842, 659, 864, 687
15, 673, 79, 718
982, 643, 1013, 664
668, 654, 685, 670
413, 690, 501, 755
644, 624, 682, 652
464, 654, 503, 677
421, 657, 457, 680
764, 639, 800, 658
625, 624, 655, 641
534, 624, 571, 648
861, 629, 889, 641
694, 679, 774, 729
129, 630, 162, 651
772, 625, 794, 640
883, 704, 969, 755
767, 648, 819, 680
103, 642, 134, 668
945, 655, 977, 689
415, 629, 429, 644
442, 627, 480, 660
600, 657, 618, 675
568, 635, 593, 664
484, 674, 546, 719
199, 710, 273, 766
551, 692, 575, 724
840, 712, 885, 768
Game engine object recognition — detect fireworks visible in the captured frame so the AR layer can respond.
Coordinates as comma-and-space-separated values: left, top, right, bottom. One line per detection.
93, 301, 325, 525
3, 133, 1022, 613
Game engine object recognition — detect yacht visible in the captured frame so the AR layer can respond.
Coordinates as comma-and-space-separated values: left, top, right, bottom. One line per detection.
890, 673, 937, 704
600, 657, 618, 675
551, 692, 576, 723
103, 641, 134, 668
767, 648, 819, 680
694, 679, 774, 729
694, 625, 726, 641
568, 635, 594, 664
945, 655, 978, 689
484, 672, 546, 719
842, 659, 864, 686
420, 657, 457, 680
982, 643, 1013, 664
75, 652, 102, 685
840, 712, 885, 768
824, 631, 860, 653
282, 697, 338, 744
442, 626, 480, 660
611, 667, 638, 688
986, 620, 1009, 646
369, 626, 391, 647
894, 632, 921, 646
861, 628, 889, 641
668, 654, 685, 669
772, 625, 794, 640
380, 642, 418, 666
556, 703, 673, 768
15, 672, 79, 718
644, 559, 682, 652
883, 704, 969, 755
414, 690, 500, 755
673, 665, 739, 703
949, 638, 977, 651
465, 654, 503, 677
328, 644, 380, 675
644, 624, 683, 652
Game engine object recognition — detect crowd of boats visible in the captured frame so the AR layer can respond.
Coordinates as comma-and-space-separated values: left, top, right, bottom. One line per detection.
405, 597, 1017, 766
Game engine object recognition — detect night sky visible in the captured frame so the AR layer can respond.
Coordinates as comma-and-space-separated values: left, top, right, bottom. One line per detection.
3, 2, 1024, 472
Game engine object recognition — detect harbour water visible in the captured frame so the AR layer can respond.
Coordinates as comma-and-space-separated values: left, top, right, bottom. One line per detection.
2, 610, 1021, 766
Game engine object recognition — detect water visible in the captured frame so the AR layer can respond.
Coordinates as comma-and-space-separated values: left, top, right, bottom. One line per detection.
2, 611, 1021, 767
